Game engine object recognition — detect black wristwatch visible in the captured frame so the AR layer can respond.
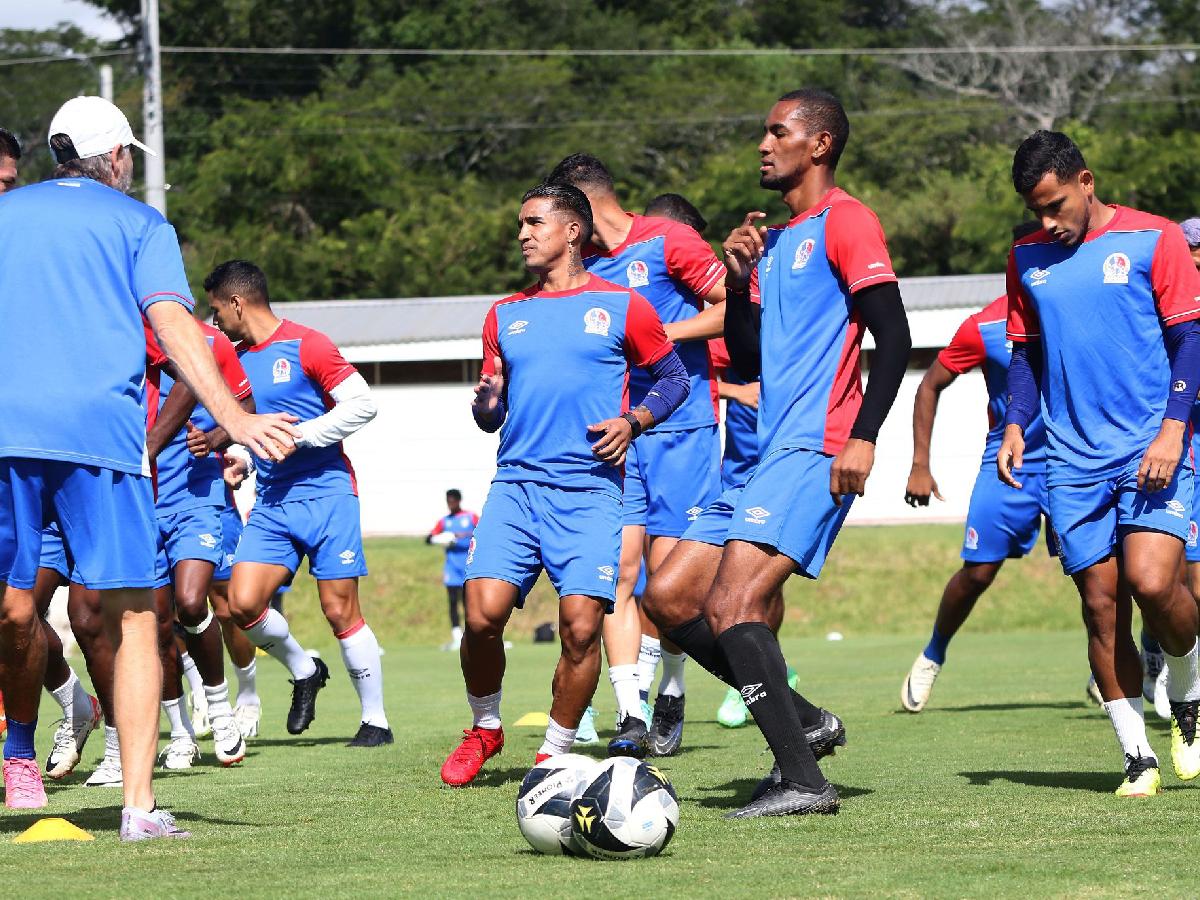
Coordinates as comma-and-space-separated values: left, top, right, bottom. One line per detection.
620, 411, 643, 438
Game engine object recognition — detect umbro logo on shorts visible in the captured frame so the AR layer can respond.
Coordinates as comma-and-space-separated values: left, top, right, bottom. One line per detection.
1165, 500, 1186, 519
743, 506, 770, 525
740, 682, 765, 705
198, 533, 217, 549
339, 550, 357, 564
597, 565, 615, 582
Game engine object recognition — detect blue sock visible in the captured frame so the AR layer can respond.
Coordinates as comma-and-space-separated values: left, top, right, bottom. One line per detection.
1140, 629, 1162, 655
3, 717, 36, 760
923, 628, 950, 666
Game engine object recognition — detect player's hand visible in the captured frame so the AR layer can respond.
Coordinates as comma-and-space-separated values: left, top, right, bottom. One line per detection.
904, 463, 943, 507
186, 421, 211, 458
472, 356, 505, 422
728, 381, 760, 410
226, 411, 300, 463
222, 455, 250, 489
722, 212, 768, 288
588, 416, 634, 466
1138, 419, 1185, 493
997, 424, 1025, 489
830, 438, 875, 507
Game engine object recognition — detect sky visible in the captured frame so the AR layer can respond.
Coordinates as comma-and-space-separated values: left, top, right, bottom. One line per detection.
1, 0, 126, 40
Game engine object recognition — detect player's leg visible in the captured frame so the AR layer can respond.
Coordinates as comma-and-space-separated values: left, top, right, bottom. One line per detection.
719, 585, 789, 729
644, 534, 690, 755
66, 583, 124, 786
536, 593, 607, 762
444, 584, 464, 650
155, 585, 201, 770
210, 578, 260, 737
606, 523, 648, 728
314, 576, 391, 746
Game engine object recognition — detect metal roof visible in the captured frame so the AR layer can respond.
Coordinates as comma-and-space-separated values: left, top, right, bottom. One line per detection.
280, 273, 1005, 348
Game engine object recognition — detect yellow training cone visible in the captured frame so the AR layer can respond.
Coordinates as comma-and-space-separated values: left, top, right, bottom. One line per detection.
513, 712, 550, 727
13, 818, 94, 843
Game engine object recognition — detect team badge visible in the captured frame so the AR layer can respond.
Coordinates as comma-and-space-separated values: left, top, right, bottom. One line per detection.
964, 526, 979, 550
198, 533, 217, 549
466, 536, 477, 565
272, 358, 291, 384
626, 260, 650, 288
1102, 252, 1130, 285
792, 238, 816, 271
1189, 521, 1198, 549
584, 307, 611, 336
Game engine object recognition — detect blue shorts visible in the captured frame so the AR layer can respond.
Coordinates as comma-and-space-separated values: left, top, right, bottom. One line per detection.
213, 504, 243, 582
1049, 458, 1194, 576
682, 485, 742, 548
0, 459, 156, 590
962, 467, 1053, 562
623, 425, 721, 538
235, 493, 368, 580
723, 447, 853, 579
466, 481, 620, 609
153, 506, 225, 588
39, 520, 70, 579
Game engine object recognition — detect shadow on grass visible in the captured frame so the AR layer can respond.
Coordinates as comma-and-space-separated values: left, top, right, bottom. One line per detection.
934, 701, 1092, 713
0, 805, 253, 835
246, 736, 355, 749
691, 778, 872, 809
461, 765, 530, 788
959, 770, 1117, 792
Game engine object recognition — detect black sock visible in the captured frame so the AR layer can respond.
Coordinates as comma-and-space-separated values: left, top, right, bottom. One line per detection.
667, 615, 823, 728
716, 622, 827, 790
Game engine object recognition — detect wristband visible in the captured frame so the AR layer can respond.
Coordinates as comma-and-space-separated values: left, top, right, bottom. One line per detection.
620, 411, 643, 439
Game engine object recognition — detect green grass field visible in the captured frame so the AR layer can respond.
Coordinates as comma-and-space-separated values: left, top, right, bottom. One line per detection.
3, 528, 1188, 898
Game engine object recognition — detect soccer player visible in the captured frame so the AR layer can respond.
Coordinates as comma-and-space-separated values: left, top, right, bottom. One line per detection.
642, 89, 912, 818
0, 97, 296, 833
426, 489, 478, 651
898, 224, 1053, 713
209, 260, 392, 747
549, 154, 725, 758
439, 182, 688, 786
0, 127, 18, 193
999, 130, 1200, 798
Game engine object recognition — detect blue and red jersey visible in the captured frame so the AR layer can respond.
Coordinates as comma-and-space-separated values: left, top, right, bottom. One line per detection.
237, 320, 359, 503
432, 510, 479, 586
1006, 207, 1200, 485
710, 338, 759, 491
481, 273, 673, 498
156, 323, 252, 515
582, 214, 724, 431
938, 296, 1046, 472
751, 187, 897, 458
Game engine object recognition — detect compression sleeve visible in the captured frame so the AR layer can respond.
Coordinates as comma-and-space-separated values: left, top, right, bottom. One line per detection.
637, 348, 690, 425
850, 281, 911, 443
1164, 319, 1200, 422
1003, 341, 1043, 432
294, 372, 378, 448
724, 278, 761, 382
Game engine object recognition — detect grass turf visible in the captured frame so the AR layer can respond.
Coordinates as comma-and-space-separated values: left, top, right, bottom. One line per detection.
2, 528, 1184, 897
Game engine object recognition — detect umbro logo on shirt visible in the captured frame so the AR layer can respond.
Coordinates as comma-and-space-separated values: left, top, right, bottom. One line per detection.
507, 320, 528, 335
1030, 268, 1050, 286
744, 506, 770, 524
597, 565, 615, 582
339, 550, 357, 564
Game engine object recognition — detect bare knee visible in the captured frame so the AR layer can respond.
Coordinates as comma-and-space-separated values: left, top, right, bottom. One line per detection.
643, 567, 701, 630
0, 593, 37, 631
558, 615, 601, 666
961, 563, 1000, 593
1125, 564, 1175, 604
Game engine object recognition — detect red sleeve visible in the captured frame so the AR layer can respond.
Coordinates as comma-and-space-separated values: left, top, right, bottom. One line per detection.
663, 223, 726, 299
471, 512, 479, 526
1005, 249, 1040, 342
708, 338, 731, 371
936, 315, 986, 374
430, 519, 446, 536
298, 330, 357, 394
481, 305, 501, 376
1152, 223, 1200, 325
211, 330, 252, 400
623, 291, 673, 367
825, 202, 897, 293
143, 318, 168, 369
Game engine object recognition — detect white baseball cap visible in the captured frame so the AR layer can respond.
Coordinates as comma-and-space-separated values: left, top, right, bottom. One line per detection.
47, 96, 155, 161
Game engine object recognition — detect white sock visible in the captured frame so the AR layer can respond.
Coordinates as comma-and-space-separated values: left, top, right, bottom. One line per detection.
468, 690, 502, 730
104, 724, 120, 760
180, 651, 204, 700
243, 609, 317, 680
50, 669, 80, 718
203, 680, 235, 720
660, 650, 687, 698
1104, 697, 1155, 761
338, 621, 389, 729
637, 635, 661, 698
234, 659, 260, 707
538, 716, 576, 757
1164, 639, 1200, 702
609, 663, 643, 721
161, 697, 195, 740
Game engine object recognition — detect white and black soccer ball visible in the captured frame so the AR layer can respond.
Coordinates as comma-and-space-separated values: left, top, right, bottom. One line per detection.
570, 757, 679, 860
515, 753, 599, 855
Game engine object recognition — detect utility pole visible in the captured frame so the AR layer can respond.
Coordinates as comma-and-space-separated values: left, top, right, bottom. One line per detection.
99, 64, 113, 103
140, 0, 167, 214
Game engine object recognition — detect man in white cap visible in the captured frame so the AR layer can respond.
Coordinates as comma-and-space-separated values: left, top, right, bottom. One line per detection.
0, 96, 300, 840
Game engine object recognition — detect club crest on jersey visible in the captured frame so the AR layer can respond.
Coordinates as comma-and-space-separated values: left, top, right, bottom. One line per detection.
792, 238, 816, 271
626, 259, 650, 288
272, 358, 291, 384
964, 526, 979, 550
1102, 252, 1131, 284
584, 307, 611, 337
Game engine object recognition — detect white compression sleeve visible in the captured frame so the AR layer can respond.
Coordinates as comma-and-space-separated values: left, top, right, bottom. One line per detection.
294, 372, 378, 449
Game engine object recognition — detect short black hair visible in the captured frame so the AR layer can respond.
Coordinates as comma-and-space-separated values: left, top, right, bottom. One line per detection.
0, 128, 21, 161
446, 489, 462, 501
645, 193, 707, 235
1012, 220, 1042, 241
547, 153, 615, 194
204, 259, 269, 303
1011, 130, 1087, 195
521, 182, 594, 248
776, 89, 850, 169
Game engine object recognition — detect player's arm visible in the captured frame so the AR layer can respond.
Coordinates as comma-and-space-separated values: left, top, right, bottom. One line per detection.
295, 335, 378, 448
473, 307, 507, 433
999, 253, 1041, 490
662, 222, 727, 344
146, 378, 197, 461
665, 300, 725, 343
905, 361, 957, 507
718, 378, 759, 409
722, 212, 768, 381
189, 395, 256, 458
425, 519, 445, 545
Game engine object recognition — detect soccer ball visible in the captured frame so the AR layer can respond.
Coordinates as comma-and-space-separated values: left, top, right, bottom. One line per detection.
570, 757, 679, 860
515, 753, 599, 855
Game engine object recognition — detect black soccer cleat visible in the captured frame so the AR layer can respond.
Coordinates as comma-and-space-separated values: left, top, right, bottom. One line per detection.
649, 694, 685, 757
805, 708, 847, 760
607, 715, 649, 759
727, 780, 840, 819
347, 722, 395, 748
286, 656, 330, 734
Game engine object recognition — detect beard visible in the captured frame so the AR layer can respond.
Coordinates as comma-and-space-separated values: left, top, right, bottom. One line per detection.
759, 169, 790, 191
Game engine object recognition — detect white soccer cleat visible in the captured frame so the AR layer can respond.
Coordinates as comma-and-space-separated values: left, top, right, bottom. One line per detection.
45, 695, 103, 780
211, 714, 246, 766
85, 755, 123, 788
1153, 665, 1171, 721
190, 690, 212, 738
1085, 675, 1104, 707
234, 703, 261, 739
901, 654, 941, 713
1142, 650, 1164, 703
159, 737, 201, 770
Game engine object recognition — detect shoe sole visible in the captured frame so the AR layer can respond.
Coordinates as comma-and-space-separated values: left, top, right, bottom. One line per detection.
727, 792, 840, 819
46, 699, 103, 780
217, 747, 247, 766
607, 740, 648, 760
900, 675, 925, 713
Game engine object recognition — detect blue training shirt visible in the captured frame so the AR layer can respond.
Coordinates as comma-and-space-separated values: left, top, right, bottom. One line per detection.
432, 510, 478, 586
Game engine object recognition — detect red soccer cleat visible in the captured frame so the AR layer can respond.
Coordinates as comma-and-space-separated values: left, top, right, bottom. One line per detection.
441, 726, 504, 786
0, 689, 7, 738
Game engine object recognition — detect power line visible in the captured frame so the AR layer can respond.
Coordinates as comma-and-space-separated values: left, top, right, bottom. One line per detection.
0, 49, 134, 67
